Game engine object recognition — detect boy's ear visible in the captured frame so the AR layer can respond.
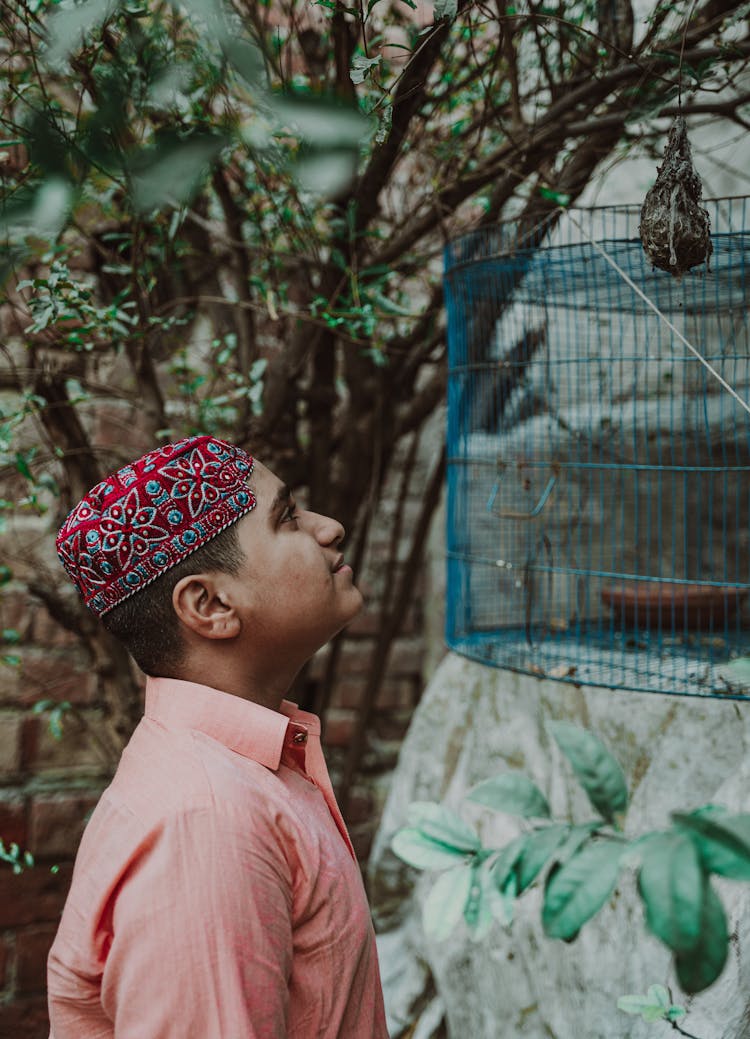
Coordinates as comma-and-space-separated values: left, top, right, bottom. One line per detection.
172, 574, 241, 640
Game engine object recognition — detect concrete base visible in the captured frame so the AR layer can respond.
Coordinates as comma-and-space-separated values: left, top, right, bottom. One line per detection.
370, 652, 750, 1039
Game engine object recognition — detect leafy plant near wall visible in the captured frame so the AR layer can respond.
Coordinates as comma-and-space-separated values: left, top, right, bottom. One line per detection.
2, 0, 750, 801
0, 838, 34, 875
618, 984, 698, 1037
392, 723, 750, 995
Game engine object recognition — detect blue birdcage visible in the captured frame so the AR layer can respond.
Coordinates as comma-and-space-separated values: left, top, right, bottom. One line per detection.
444, 198, 750, 698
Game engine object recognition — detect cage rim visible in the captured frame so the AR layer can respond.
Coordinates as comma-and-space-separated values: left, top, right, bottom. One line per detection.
443, 195, 750, 275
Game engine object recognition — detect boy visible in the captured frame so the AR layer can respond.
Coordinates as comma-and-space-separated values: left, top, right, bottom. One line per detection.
47, 434, 389, 1038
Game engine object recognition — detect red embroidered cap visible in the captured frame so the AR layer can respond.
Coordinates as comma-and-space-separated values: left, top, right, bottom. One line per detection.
56, 435, 256, 617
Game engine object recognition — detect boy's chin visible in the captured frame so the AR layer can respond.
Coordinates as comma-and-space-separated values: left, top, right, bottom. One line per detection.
333, 591, 365, 635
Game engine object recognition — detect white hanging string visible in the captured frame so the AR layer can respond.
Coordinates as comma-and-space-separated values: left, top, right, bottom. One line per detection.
562, 207, 750, 419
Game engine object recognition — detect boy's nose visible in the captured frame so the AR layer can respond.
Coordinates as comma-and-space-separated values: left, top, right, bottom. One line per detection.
306, 510, 345, 546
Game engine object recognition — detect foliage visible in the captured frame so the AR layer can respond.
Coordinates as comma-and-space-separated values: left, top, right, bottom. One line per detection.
1, 0, 750, 777
618, 984, 686, 1024
0, 838, 34, 874
391, 723, 750, 995
32, 697, 74, 740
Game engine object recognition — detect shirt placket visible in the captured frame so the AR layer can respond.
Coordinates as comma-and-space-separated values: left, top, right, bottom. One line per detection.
281, 722, 355, 856
281, 722, 312, 779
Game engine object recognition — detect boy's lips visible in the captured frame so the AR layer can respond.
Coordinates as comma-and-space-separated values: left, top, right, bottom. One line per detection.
331, 554, 351, 575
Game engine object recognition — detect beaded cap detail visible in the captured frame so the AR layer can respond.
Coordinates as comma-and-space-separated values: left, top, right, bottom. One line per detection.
56, 436, 256, 616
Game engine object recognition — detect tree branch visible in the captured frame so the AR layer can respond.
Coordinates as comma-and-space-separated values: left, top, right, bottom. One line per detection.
351, 4, 470, 236
338, 445, 447, 815
211, 167, 257, 425
370, 35, 750, 266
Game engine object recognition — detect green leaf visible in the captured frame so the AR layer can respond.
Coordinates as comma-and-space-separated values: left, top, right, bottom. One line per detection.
463, 859, 495, 940
391, 827, 473, 871
1, 179, 73, 242
406, 801, 481, 853
542, 839, 623, 940
674, 880, 728, 993
517, 824, 570, 892
467, 774, 551, 819
271, 95, 369, 152
130, 132, 228, 212
539, 186, 571, 207
673, 811, 750, 880
422, 862, 473, 941
222, 38, 264, 86
647, 984, 670, 1008
617, 994, 663, 1017
614, 993, 664, 1018
294, 151, 357, 198
548, 722, 628, 823
179, 0, 225, 31
490, 834, 529, 890
484, 854, 515, 926
349, 54, 381, 84
554, 819, 600, 859
434, 0, 457, 20
638, 831, 704, 952
44, 0, 119, 67
15, 452, 33, 481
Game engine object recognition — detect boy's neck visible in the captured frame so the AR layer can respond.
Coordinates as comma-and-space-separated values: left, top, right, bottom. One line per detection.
170, 656, 294, 712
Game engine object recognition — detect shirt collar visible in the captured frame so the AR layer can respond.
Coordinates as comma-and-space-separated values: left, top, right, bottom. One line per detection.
144, 676, 321, 772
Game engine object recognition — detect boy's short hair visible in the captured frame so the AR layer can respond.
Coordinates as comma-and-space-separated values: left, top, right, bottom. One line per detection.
102, 521, 245, 676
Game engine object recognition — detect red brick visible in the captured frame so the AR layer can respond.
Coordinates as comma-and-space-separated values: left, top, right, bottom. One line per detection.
375, 676, 418, 711
0, 793, 27, 849
328, 678, 367, 710
19, 650, 98, 707
386, 638, 424, 677
346, 604, 420, 637
0, 711, 24, 778
349, 822, 375, 863
29, 791, 101, 859
333, 643, 375, 677
0, 862, 72, 928
0, 933, 10, 991
373, 708, 413, 742
344, 609, 381, 637
323, 708, 357, 747
30, 709, 109, 776
0, 589, 34, 642
16, 925, 58, 994
21, 716, 39, 772
313, 638, 423, 682
0, 995, 50, 1038
343, 786, 374, 826
31, 608, 79, 648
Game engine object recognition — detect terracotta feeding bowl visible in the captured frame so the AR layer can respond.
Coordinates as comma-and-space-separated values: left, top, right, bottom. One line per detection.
600, 582, 747, 631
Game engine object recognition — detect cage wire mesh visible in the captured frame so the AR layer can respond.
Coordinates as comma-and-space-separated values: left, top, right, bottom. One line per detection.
444, 198, 750, 698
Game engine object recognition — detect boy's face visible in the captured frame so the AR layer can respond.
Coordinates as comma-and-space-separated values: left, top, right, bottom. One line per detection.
225, 461, 363, 660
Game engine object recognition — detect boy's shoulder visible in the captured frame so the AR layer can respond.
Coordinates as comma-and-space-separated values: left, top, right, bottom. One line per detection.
105, 713, 293, 826
68, 713, 300, 894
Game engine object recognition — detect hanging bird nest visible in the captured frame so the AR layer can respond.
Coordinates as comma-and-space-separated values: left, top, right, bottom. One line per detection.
639, 116, 712, 278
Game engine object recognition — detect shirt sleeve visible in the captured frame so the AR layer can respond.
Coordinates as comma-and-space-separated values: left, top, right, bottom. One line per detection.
100, 804, 294, 1039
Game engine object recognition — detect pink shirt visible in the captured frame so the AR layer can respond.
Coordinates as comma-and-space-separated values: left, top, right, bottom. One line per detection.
47, 677, 389, 1038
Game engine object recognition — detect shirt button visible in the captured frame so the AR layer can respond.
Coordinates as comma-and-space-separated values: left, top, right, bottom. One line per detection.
292, 730, 308, 744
